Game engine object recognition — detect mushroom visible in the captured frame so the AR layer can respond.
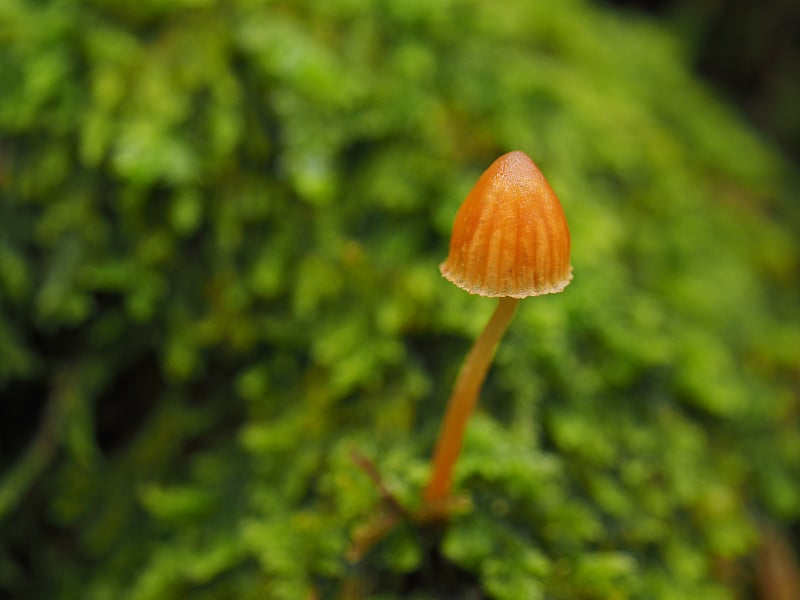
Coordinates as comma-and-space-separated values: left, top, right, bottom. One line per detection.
423, 150, 572, 505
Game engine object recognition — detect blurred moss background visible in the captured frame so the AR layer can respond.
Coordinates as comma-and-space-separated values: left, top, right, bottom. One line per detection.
1, 0, 798, 598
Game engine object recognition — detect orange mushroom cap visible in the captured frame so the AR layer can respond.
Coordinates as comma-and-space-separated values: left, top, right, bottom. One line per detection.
440, 151, 572, 298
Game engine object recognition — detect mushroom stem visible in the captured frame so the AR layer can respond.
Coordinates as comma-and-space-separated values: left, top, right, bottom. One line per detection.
424, 296, 519, 505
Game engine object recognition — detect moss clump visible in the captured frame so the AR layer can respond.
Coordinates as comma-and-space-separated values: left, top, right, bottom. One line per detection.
1, 0, 798, 598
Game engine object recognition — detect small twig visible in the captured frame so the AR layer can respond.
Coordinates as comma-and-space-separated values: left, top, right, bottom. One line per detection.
349, 450, 408, 517
346, 449, 413, 563
346, 449, 473, 565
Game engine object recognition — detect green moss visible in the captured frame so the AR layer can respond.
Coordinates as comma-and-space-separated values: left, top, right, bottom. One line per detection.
1, 0, 798, 598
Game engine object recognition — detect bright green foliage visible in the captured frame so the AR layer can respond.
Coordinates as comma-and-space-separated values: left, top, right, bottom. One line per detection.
1, 0, 799, 598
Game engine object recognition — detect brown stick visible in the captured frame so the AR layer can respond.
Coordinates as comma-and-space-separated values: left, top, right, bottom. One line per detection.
423, 296, 519, 504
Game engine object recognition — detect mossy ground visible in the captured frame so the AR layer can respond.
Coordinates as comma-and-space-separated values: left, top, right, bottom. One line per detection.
1, 1, 798, 598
